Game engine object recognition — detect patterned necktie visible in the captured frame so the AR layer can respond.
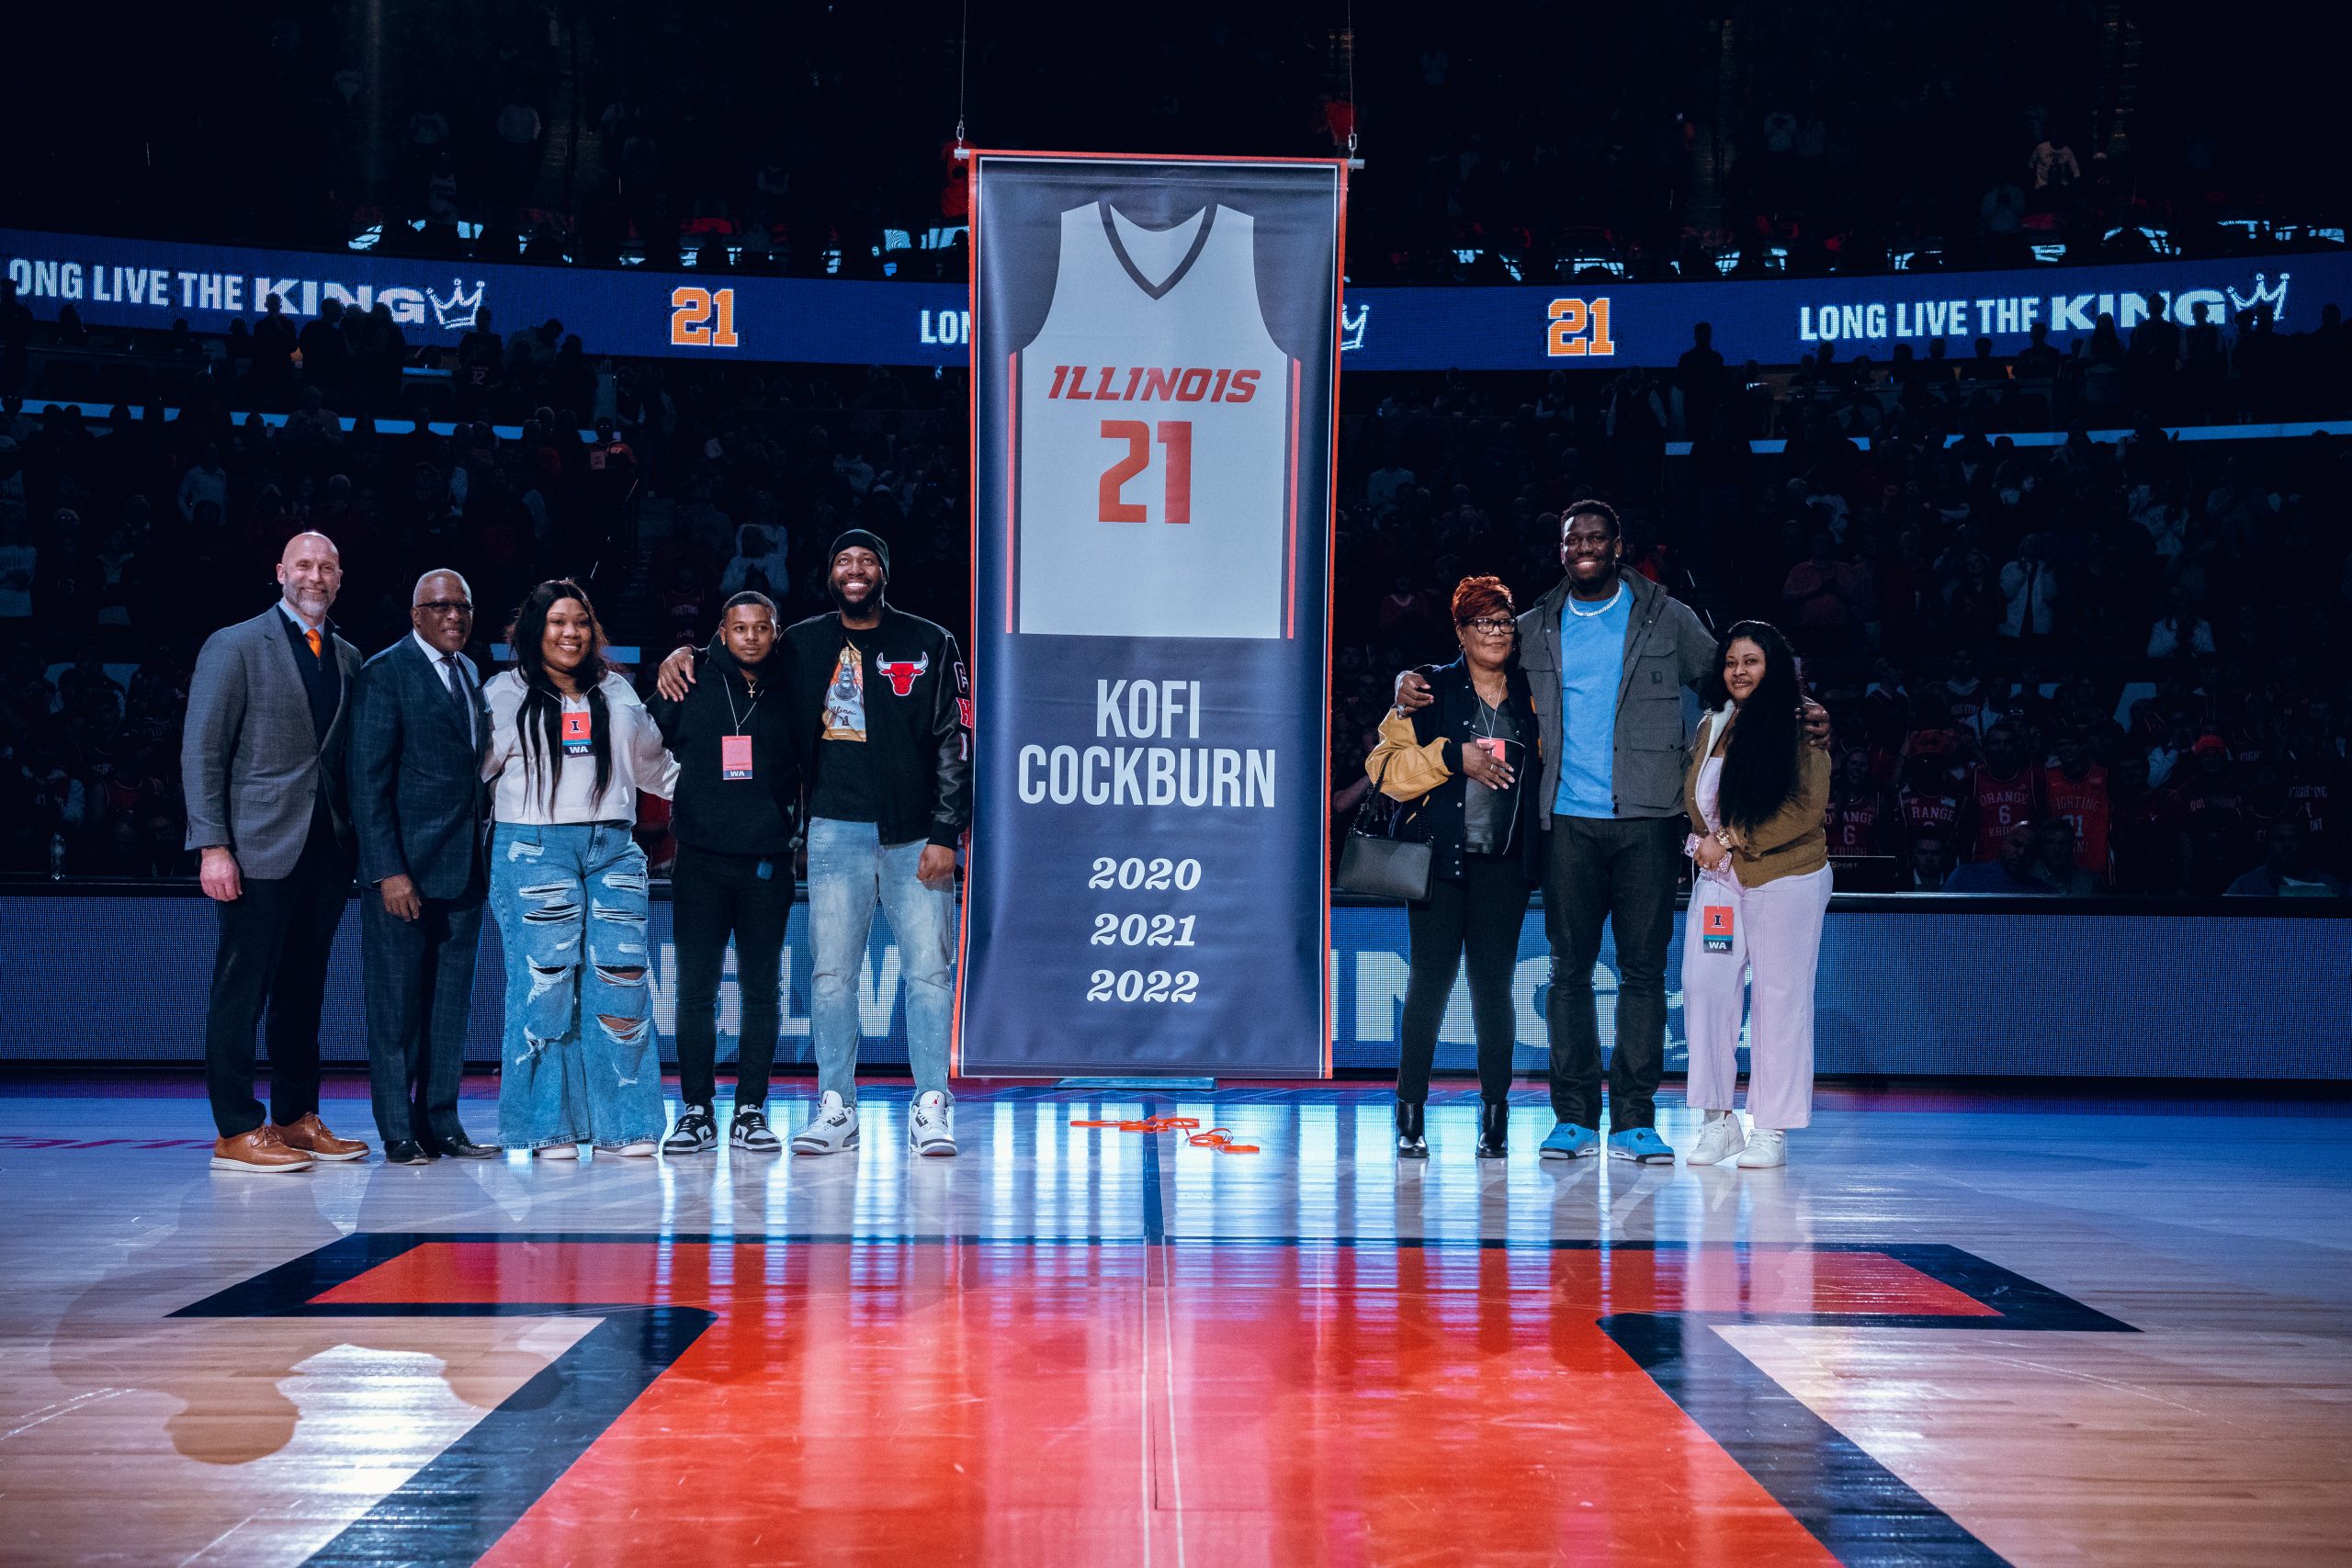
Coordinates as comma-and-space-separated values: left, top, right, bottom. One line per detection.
305, 626, 322, 661
442, 654, 472, 739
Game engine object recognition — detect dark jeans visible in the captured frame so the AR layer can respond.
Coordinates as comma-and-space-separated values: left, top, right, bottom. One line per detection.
202, 820, 352, 1137
1397, 852, 1529, 1105
672, 842, 793, 1109
361, 888, 485, 1145
1543, 814, 1682, 1130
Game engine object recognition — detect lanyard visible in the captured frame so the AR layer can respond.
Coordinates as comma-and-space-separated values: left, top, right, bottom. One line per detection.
723, 674, 760, 736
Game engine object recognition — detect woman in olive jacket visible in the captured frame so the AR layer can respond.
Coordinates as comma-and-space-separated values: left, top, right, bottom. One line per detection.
1678, 621, 1832, 1170
1365, 577, 1544, 1162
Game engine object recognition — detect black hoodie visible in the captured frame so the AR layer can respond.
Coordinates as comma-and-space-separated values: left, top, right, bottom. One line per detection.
645, 636, 800, 857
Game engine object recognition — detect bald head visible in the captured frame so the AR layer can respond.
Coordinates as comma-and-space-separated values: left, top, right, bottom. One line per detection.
413, 569, 470, 606
411, 569, 474, 655
276, 531, 342, 626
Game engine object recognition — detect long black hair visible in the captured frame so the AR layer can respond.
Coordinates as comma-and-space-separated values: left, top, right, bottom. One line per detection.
1713, 620, 1804, 836
506, 579, 612, 806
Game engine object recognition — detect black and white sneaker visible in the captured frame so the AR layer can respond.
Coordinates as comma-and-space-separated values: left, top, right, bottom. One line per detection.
662, 1104, 718, 1155
730, 1104, 783, 1154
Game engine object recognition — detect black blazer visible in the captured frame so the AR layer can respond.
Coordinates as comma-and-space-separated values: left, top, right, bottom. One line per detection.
1394, 658, 1544, 885
348, 636, 491, 901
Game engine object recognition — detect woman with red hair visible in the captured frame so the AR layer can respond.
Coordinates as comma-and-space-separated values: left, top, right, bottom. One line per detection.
1365, 576, 1544, 1160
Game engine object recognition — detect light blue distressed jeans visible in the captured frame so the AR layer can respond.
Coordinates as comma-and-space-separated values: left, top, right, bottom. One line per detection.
807, 818, 956, 1104
489, 822, 664, 1149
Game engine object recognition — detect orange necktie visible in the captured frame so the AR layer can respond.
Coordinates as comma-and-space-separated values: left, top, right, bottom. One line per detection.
305, 627, 322, 660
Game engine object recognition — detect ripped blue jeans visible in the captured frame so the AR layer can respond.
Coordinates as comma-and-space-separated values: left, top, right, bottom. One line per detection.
489, 822, 662, 1150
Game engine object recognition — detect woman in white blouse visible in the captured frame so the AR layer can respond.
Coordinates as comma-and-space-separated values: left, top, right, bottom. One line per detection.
481, 579, 679, 1156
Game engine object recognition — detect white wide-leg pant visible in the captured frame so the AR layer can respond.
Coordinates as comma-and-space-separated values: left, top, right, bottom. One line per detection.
1680, 865, 1833, 1131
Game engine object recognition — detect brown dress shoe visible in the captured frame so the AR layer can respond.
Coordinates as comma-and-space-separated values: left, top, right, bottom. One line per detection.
275, 1112, 369, 1162
211, 1125, 315, 1174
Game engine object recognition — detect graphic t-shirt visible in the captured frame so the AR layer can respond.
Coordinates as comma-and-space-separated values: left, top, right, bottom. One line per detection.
810, 635, 879, 822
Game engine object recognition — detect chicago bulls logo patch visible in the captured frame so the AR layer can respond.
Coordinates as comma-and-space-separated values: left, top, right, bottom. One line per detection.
877, 652, 929, 695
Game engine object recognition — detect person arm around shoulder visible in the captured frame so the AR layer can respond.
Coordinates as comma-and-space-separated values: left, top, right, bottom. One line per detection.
182, 626, 248, 901
646, 637, 713, 742
1674, 596, 1835, 750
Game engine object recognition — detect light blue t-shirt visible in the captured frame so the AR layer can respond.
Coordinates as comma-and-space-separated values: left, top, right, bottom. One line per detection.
1553, 585, 1630, 818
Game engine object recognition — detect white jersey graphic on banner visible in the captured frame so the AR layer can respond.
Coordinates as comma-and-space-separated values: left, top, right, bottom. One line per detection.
1016, 202, 1292, 639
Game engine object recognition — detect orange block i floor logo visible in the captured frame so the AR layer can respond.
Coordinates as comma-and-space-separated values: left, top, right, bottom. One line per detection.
175, 1231, 2132, 1566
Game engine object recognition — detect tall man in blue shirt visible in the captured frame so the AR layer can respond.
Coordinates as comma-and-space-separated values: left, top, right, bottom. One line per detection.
1400, 500, 1826, 1161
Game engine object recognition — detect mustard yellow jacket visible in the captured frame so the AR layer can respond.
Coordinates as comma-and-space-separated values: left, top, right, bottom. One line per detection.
1683, 705, 1831, 887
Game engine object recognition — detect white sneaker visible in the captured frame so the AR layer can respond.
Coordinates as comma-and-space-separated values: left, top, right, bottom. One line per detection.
791, 1091, 861, 1156
1686, 1114, 1747, 1167
908, 1091, 956, 1156
1736, 1128, 1788, 1168
612, 1140, 657, 1158
536, 1142, 580, 1160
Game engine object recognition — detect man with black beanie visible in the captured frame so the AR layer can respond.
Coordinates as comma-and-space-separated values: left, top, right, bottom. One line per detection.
659, 529, 971, 1156
647, 592, 800, 1154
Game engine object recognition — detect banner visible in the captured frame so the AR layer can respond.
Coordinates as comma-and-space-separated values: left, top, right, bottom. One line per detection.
6, 225, 2341, 370
954, 153, 1345, 1077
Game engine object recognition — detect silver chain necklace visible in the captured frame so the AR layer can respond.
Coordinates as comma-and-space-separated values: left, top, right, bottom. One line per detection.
1567, 580, 1624, 618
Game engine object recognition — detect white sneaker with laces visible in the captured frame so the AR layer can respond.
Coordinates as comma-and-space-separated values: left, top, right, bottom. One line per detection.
1735, 1128, 1788, 1168
1686, 1114, 1747, 1167
791, 1091, 861, 1156
908, 1091, 956, 1156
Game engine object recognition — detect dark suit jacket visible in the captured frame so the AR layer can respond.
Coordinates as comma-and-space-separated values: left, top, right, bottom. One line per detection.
182, 606, 362, 879
349, 636, 490, 902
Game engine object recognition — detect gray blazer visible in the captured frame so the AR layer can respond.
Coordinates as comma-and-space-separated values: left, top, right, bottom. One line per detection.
181, 606, 363, 879
1517, 570, 1717, 819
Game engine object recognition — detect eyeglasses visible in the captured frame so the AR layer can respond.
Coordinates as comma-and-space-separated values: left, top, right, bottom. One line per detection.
418, 600, 474, 615
1457, 617, 1515, 637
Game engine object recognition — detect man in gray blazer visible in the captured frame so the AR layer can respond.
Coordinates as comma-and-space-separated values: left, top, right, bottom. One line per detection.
349, 570, 497, 1165
183, 531, 370, 1172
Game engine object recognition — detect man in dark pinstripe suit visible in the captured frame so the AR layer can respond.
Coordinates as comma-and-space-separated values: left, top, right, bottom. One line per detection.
349, 570, 498, 1165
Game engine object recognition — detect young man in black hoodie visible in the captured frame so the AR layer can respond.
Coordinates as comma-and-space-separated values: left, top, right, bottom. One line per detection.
647, 592, 800, 1155
659, 530, 971, 1156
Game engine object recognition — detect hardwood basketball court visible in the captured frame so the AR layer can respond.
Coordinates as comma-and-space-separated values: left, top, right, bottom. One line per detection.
2, 1079, 2346, 1566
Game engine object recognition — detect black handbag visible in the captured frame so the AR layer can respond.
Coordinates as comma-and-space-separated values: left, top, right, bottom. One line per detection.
1335, 786, 1433, 902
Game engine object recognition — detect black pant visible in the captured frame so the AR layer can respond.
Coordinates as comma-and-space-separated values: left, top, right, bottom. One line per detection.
202, 821, 353, 1137
1397, 852, 1529, 1106
361, 888, 485, 1145
672, 843, 793, 1109
1543, 814, 1681, 1130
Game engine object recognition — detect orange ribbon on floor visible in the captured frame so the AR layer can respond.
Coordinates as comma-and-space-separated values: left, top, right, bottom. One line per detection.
1069, 1115, 1258, 1152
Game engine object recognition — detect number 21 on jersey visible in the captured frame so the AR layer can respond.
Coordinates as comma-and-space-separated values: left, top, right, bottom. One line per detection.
1098, 420, 1192, 524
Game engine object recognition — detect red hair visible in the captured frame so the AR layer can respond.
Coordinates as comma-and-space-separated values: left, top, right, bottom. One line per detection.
1451, 575, 1514, 626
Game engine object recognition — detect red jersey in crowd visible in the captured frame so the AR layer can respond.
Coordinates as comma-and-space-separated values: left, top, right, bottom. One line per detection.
1826, 789, 1893, 854
1896, 783, 1966, 852
1967, 764, 2042, 861
2043, 763, 2110, 879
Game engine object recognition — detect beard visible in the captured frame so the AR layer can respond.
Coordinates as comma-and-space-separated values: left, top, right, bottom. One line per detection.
829, 577, 881, 616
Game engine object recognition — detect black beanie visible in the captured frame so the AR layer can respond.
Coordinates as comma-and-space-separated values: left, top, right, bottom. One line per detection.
830, 528, 890, 578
